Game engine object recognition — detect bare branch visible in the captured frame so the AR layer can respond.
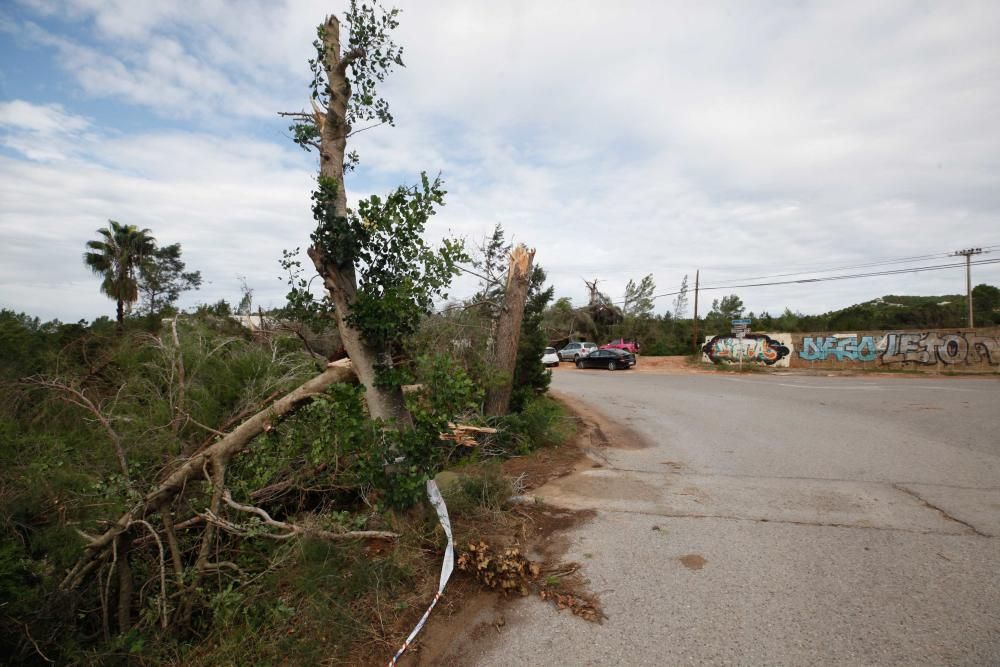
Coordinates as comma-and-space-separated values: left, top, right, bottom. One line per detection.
127, 520, 168, 630
60, 360, 357, 591
216, 490, 398, 541
336, 46, 365, 74
345, 120, 387, 138
25, 376, 129, 482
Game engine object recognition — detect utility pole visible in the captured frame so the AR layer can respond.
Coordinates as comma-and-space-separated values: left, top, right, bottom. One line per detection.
952, 248, 983, 328
691, 269, 700, 354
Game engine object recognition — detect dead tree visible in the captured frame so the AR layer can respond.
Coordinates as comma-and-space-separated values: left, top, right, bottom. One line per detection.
484, 245, 535, 416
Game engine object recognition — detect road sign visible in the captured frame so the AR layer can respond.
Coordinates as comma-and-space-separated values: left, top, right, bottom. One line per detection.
732, 318, 752, 325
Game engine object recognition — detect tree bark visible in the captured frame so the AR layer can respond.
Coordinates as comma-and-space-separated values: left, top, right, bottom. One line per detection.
485, 245, 535, 416
116, 298, 124, 328
60, 360, 357, 591
115, 533, 133, 634
305, 15, 410, 425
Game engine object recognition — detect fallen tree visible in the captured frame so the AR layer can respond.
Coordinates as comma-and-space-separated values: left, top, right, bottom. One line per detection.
60, 359, 361, 593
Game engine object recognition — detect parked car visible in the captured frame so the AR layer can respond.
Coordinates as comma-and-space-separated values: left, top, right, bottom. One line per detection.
601, 337, 640, 354
575, 348, 636, 370
541, 346, 560, 367
558, 341, 598, 361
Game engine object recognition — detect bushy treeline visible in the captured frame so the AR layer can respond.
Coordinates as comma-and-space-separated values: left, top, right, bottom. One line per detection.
539, 284, 1000, 355
0, 302, 567, 664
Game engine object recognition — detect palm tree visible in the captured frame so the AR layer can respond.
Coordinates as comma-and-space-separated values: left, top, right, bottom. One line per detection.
84, 220, 157, 327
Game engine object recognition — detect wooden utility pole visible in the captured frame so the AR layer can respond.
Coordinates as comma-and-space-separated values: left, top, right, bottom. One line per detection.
485, 244, 535, 416
691, 269, 700, 354
953, 248, 983, 328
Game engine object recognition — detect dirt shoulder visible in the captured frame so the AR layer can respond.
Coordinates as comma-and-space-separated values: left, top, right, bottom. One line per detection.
395, 394, 650, 666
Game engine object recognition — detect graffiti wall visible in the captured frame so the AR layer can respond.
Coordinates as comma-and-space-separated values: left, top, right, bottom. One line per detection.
790, 328, 1000, 371
702, 333, 794, 367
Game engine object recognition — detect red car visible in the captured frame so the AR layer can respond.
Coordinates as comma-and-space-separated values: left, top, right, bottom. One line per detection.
600, 338, 640, 354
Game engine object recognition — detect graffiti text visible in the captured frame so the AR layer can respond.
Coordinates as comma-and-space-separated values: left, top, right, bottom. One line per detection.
703, 333, 790, 366
799, 331, 999, 366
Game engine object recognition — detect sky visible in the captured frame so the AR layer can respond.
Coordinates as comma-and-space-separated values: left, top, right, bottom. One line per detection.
1, 0, 999, 323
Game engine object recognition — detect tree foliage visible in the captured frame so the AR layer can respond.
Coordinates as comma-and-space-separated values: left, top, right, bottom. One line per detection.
83, 220, 156, 324
672, 274, 689, 319
623, 274, 655, 318
138, 243, 202, 314
312, 173, 467, 361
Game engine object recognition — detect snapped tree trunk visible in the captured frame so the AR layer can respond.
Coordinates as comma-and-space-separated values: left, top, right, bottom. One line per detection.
485, 244, 535, 416
305, 14, 410, 425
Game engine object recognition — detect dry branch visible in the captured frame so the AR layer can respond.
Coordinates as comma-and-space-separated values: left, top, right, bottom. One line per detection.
60, 360, 357, 591
26, 377, 130, 482
197, 490, 398, 541
439, 422, 498, 447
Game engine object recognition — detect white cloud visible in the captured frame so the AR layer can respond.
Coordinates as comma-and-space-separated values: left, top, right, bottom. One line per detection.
1, 1, 1000, 321
0, 100, 92, 160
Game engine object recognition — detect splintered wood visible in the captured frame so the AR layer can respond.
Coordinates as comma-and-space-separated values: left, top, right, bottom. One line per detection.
439, 422, 497, 447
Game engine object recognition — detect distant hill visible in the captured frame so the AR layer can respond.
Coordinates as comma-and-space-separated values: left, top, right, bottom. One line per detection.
753, 284, 1000, 332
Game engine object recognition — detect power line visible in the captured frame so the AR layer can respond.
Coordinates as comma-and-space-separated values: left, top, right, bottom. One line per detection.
635, 256, 1000, 304
700, 251, 954, 287
685, 244, 1000, 289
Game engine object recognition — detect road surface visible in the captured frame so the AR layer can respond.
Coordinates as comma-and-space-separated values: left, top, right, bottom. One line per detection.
457, 370, 1000, 665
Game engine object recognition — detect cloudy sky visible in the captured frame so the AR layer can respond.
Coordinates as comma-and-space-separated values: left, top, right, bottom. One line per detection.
1, 0, 999, 322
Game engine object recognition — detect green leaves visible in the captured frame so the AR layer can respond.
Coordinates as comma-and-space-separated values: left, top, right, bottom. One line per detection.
307, 173, 468, 379
343, 0, 404, 127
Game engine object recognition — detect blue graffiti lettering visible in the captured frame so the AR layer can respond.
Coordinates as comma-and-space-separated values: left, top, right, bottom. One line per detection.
799, 335, 879, 362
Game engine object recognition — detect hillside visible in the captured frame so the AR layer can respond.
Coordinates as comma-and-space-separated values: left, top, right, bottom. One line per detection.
750, 284, 1000, 333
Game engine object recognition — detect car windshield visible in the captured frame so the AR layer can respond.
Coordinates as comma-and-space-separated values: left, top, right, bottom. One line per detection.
544, 347, 556, 354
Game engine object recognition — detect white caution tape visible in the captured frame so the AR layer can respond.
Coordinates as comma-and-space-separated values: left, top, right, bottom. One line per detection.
388, 479, 454, 666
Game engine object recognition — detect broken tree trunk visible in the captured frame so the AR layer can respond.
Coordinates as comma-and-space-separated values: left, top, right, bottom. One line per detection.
60, 360, 357, 591
484, 244, 536, 416
305, 14, 410, 426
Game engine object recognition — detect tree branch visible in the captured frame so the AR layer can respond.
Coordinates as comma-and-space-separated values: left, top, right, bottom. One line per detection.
209, 490, 399, 541
26, 377, 129, 483
60, 360, 357, 591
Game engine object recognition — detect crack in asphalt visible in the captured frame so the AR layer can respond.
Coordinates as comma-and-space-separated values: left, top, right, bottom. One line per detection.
892, 483, 990, 537
585, 506, 997, 538
586, 466, 1000, 492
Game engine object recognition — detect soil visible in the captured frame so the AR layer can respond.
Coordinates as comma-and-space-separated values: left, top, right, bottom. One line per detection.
679, 554, 707, 570
393, 396, 642, 666
552, 354, 702, 375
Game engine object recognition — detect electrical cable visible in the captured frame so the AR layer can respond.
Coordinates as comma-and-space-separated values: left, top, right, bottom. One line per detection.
600, 256, 1000, 304
638, 256, 1000, 303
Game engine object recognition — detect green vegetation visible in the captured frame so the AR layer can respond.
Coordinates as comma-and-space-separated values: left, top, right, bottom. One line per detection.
541, 283, 1000, 356
0, 298, 573, 663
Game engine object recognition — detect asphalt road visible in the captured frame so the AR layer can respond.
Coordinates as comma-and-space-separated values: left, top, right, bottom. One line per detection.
460, 370, 1000, 665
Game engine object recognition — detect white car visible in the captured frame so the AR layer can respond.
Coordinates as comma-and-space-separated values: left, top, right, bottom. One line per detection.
558, 341, 597, 361
542, 346, 560, 367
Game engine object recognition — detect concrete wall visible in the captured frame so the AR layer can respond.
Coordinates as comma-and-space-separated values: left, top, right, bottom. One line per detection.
788, 327, 1000, 371
701, 333, 795, 367
702, 328, 1000, 372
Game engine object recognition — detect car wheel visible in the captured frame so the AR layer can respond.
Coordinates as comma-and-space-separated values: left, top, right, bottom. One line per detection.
607, 361, 616, 371
576, 360, 584, 369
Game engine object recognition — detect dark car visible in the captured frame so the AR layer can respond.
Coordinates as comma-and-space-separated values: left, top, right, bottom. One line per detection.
575, 348, 636, 371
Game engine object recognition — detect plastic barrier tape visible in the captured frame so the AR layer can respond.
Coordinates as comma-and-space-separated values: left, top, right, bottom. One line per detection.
388, 479, 454, 665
